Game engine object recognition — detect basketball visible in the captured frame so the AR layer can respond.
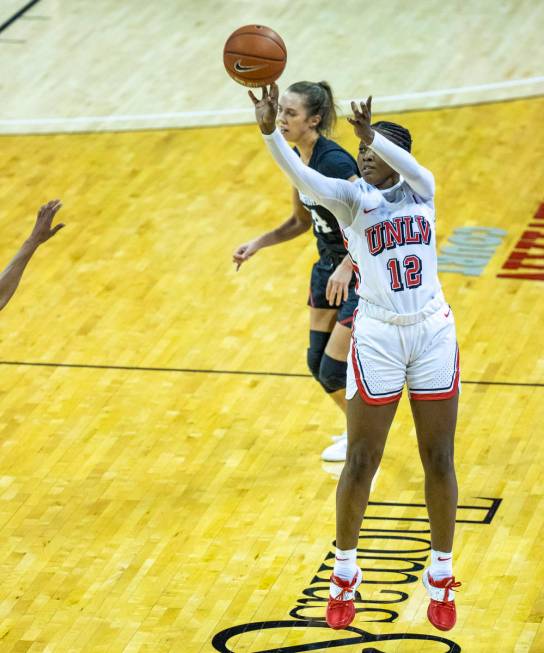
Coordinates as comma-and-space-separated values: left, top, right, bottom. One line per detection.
223, 24, 287, 88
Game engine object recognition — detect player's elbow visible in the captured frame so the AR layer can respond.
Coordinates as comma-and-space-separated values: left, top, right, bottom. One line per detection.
412, 172, 435, 201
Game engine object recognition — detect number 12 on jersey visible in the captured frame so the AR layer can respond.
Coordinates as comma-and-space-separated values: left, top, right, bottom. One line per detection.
387, 255, 422, 291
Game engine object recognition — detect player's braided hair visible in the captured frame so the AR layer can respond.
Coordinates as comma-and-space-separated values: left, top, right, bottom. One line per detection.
286, 81, 337, 136
371, 121, 412, 152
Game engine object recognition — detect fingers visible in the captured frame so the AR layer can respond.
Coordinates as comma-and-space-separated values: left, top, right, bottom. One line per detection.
350, 99, 370, 124
36, 200, 62, 228
350, 97, 373, 121
358, 101, 370, 120
326, 282, 344, 307
49, 200, 63, 217
350, 100, 360, 119
325, 278, 332, 303
233, 244, 255, 271
329, 288, 341, 307
50, 223, 65, 236
233, 254, 249, 272
269, 82, 279, 101
38, 199, 62, 216
248, 90, 258, 105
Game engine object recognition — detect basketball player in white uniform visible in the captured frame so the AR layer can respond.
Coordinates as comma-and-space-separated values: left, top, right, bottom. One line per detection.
249, 85, 461, 632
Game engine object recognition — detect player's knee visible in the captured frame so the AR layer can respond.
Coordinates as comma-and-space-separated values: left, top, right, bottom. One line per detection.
307, 330, 330, 379
420, 445, 455, 477
318, 353, 347, 393
345, 442, 380, 482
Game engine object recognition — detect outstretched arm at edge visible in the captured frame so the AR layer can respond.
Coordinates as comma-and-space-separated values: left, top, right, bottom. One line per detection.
0, 200, 64, 311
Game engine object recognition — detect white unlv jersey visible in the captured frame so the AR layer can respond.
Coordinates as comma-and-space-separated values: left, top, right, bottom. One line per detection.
264, 129, 443, 315
343, 177, 441, 313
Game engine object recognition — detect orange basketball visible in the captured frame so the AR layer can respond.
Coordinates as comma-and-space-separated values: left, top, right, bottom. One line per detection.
223, 25, 287, 88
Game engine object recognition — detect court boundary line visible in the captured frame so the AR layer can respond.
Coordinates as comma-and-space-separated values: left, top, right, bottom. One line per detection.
0, 359, 541, 388
0, 76, 543, 132
0, 0, 42, 35
1, 91, 543, 138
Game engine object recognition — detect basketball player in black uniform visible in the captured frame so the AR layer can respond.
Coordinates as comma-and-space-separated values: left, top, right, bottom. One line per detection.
233, 81, 358, 461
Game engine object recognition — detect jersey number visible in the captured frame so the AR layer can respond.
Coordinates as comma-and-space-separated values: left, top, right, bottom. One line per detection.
310, 209, 333, 234
386, 255, 422, 292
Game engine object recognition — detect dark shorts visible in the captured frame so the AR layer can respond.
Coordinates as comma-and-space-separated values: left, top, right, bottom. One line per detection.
307, 256, 359, 327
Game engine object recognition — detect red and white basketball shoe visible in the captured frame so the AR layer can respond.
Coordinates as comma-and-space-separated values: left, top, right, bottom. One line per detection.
422, 568, 461, 631
325, 568, 362, 630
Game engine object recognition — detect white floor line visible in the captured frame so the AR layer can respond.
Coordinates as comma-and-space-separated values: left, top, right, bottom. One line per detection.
1, 75, 543, 130
372, 75, 544, 102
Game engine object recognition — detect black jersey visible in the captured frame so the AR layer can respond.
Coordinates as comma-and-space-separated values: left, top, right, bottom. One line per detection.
294, 136, 359, 260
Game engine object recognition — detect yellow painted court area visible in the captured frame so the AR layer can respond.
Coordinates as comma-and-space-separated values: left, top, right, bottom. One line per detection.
0, 94, 542, 651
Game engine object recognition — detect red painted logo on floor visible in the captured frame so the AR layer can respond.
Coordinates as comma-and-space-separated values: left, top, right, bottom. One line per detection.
498, 203, 544, 281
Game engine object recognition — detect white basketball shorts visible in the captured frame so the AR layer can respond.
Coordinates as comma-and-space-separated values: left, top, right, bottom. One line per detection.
346, 296, 460, 405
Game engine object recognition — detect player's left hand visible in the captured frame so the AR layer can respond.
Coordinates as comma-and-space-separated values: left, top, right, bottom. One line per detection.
348, 96, 374, 146
326, 263, 352, 307
249, 83, 279, 135
29, 200, 65, 245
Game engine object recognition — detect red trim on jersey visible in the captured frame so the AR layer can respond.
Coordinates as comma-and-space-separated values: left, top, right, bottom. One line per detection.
339, 316, 353, 326
409, 346, 460, 401
352, 262, 362, 291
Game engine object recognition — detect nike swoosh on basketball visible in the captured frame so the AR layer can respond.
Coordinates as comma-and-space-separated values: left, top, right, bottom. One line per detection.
234, 60, 267, 73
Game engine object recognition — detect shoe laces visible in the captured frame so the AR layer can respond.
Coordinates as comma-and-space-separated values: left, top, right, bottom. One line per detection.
438, 577, 461, 604
329, 573, 358, 602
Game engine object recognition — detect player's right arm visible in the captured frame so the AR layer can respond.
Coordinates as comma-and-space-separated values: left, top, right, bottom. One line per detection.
249, 85, 371, 227
0, 200, 64, 311
232, 189, 311, 270
349, 97, 435, 200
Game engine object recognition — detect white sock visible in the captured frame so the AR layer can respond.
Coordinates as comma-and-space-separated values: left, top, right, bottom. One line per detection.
333, 547, 358, 580
331, 547, 359, 599
430, 549, 453, 580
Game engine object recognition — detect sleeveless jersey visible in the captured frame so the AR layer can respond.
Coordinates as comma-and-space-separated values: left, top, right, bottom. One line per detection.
294, 136, 359, 259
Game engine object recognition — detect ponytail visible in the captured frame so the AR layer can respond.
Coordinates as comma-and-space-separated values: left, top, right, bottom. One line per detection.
286, 80, 338, 136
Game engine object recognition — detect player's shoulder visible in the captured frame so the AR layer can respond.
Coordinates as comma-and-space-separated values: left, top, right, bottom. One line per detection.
313, 135, 352, 159
311, 136, 358, 174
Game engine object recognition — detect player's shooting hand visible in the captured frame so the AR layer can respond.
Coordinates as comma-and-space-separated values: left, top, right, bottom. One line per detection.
249, 83, 279, 135
29, 200, 65, 246
347, 96, 374, 146
233, 240, 260, 271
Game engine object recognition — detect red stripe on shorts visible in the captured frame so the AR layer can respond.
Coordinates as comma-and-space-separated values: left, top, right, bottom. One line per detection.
351, 336, 403, 406
409, 346, 460, 401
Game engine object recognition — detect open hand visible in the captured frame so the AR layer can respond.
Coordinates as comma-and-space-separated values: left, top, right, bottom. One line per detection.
347, 96, 374, 146
248, 84, 279, 135
29, 200, 65, 245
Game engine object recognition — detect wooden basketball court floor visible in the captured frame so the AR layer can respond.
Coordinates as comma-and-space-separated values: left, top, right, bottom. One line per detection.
0, 1, 543, 651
